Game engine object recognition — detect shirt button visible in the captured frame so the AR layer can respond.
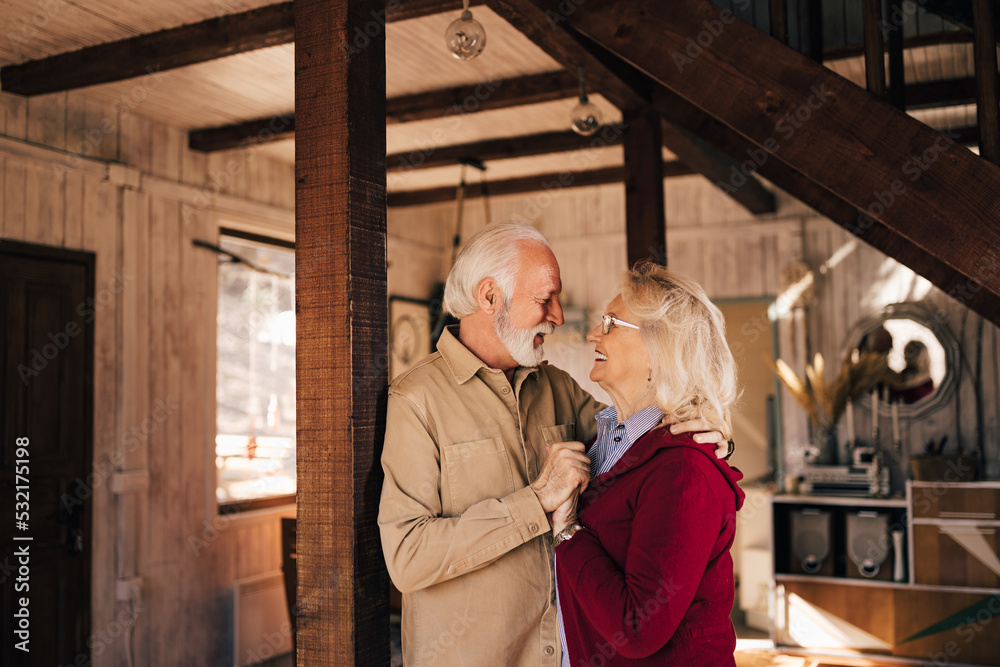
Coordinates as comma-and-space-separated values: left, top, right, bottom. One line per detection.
614, 436, 622, 443
501, 386, 510, 394
529, 522, 539, 533
544, 646, 555, 656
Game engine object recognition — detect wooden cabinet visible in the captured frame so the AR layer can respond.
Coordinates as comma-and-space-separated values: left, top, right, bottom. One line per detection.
772, 482, 1000, 666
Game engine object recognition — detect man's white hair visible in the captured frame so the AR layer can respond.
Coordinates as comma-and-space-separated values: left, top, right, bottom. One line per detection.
443, 223, 552, 317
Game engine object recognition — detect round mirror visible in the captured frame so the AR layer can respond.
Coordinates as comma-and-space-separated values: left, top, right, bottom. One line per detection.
841, 302, 959, 418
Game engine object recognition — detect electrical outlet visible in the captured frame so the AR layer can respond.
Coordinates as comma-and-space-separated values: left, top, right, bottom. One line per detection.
115, 577, 143, 603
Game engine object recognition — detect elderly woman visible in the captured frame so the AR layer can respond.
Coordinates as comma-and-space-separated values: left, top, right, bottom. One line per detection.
553, 262, 745, 666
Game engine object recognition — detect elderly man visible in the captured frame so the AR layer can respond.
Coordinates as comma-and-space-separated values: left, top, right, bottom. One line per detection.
379, 223, 723, 666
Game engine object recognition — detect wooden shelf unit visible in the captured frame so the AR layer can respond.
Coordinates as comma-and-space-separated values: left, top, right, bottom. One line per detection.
771, 482, 1000, 666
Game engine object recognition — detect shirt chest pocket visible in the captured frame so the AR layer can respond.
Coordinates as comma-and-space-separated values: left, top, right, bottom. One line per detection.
540, 423, 576, 445
441, 437, 514, 514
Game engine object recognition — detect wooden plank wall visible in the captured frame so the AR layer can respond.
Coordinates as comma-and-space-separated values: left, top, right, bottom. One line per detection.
386, 170, 1000, 487
0, 89, 296, 667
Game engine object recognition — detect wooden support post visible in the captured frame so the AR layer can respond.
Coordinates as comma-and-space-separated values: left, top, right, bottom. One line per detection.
806, 0, 824, 63
862, 0, 886, 98
769, 0, 788, 44
886, 1, 906, 109
973, 0, 1000, 163
622, 108, 666, 267
294, 0, 388, 664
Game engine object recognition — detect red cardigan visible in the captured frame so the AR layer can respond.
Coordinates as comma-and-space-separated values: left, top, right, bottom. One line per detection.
556, 428, 745, 666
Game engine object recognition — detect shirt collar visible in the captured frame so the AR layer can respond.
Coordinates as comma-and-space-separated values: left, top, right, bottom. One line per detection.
596, 404, 664, 443
436, 324, 539, 385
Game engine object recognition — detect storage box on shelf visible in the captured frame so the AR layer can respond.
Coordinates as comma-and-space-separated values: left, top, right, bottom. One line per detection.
771, 481, 1000, 666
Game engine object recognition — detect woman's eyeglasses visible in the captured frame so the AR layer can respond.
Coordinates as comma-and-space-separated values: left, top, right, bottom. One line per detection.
601, 315, 640, 334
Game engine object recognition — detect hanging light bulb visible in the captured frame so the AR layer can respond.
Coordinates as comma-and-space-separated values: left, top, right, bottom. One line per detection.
571, 66, 602, 136
445, 0, 486, 60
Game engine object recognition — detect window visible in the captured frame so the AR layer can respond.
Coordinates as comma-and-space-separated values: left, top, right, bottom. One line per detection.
216, 232, 295, 509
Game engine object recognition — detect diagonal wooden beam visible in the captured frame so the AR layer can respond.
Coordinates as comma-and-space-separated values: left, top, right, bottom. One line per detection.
387, 160, 694, 206
386, 70, 578, 123
561, 0, 1000, 326
658, 118, 776, 214
386, 124, 625, 171
487, 0, 774, 215
1, 0, 480, 96
486, 0, 647, 112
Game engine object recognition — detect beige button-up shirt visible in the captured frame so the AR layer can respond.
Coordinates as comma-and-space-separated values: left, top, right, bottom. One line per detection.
379, 326, 603, 666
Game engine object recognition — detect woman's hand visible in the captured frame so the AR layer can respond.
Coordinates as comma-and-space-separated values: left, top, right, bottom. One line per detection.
551, 491, 580, 536
530, 441, 591, 513
665, 416, 734, 459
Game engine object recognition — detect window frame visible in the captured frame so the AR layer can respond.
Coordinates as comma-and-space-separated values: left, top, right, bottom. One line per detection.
214, 227, 296, 514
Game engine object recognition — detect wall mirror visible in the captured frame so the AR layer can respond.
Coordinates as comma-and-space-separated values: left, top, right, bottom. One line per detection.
841, 302, 959, 419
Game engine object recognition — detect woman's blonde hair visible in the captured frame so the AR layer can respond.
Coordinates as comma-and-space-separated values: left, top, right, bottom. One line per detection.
621, 261, 739, 438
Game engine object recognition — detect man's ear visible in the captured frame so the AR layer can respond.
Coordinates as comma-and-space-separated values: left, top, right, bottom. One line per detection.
476, 278, 498, 314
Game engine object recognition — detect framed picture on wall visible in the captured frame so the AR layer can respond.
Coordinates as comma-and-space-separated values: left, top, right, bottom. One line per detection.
389, 296, 432, 380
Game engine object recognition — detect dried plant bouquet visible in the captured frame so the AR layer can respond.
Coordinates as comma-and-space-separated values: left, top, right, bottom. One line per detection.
769, 352, 891, 430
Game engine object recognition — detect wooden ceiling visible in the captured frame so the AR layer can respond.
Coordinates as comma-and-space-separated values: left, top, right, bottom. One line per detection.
1, 0, 998, 323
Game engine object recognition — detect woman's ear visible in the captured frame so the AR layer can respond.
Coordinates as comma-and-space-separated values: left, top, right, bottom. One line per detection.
476, 278, 498, 314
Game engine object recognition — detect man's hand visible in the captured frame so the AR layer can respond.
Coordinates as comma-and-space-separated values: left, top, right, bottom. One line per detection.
530, 441, 590, 513
666, 416, 734, 460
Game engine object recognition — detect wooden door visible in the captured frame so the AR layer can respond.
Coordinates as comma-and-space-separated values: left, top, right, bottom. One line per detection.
1, 241, 94, 666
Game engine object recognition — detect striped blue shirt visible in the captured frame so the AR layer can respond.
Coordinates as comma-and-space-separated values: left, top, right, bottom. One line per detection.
589, 404, 665, 478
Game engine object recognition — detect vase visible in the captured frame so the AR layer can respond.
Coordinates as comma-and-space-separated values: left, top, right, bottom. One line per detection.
806, 423, 838, 466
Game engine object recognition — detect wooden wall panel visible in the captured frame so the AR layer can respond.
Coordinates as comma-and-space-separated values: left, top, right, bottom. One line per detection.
24, 161, 65, 246
26, 93, 67, 151
3, 160, 26, 239
2, 89, 297, 667
0, 92, 28, 139
81, 173, 120, 666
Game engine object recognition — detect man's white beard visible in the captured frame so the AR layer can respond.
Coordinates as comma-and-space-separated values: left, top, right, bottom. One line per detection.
495, 298, 554, 367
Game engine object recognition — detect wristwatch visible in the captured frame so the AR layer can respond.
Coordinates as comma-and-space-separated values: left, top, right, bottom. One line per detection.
553, 523, 585, 548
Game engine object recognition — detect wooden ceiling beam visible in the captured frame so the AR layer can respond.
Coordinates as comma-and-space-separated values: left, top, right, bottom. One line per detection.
386, 124, 625, 172
823, 29, 973, 61
2, 3, 295, 96
1, 0, 479, 96
562, 0, 1000, 326
902, 77, 977, 109
189, 114, 295, 152
187, 74, 978, 152
386, 160, 694, 207
385, 0, 486, 22
386, 70, 578, 123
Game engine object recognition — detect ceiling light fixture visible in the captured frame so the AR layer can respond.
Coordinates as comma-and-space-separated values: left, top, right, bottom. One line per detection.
571, 66, 602, 136
445, 0, 486, 61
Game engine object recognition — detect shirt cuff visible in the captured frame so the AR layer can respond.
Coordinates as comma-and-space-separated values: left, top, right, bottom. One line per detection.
503, 485, 550, 543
